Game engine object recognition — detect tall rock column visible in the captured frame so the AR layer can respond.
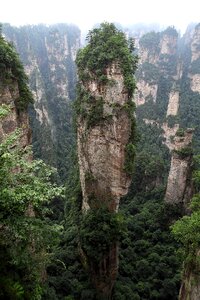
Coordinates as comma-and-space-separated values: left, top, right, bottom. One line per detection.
75, 23, 137, 299
165, 128, 194, 207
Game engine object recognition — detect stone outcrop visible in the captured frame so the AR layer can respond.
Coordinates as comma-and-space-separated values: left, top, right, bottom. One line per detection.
191, 24, 200, 62
165, 129, 194, 206
162, 123, 179, 151
160, 32, 177, 55
77, 63, 132, 212
76, 24, 136, 295
190, 73, 200, 93
179, 255, 200, 300
0, 80, 31, 147
135, 80, 158, 106
136, 27, 179, 112
189, 24, 200, 93
139, 47, 159, 65
166, 90, 179, 116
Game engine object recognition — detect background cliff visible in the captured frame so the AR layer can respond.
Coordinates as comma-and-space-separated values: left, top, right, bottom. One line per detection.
134, 23, 200, 195
3, 23, 80, 180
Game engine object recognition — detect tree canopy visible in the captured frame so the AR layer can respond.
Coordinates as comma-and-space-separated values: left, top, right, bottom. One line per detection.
76, 22, 138, 98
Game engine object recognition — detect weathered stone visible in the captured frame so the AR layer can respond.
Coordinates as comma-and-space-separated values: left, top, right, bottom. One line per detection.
77, 63, 132, 212
134, 80, 158, 106
160, 33, 177, 55
0, 80, 31, 148
139, 47, 159, 64
191, 24, 200, 62
162, 122, 179, 151
190, 73, 200, 93
179, 251, 200, 300
166, 90, 179, 116
165, 129, 194, 205
77, 61, 133, 297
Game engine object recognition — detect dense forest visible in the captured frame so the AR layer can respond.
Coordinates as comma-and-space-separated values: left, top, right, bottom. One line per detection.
0, 21, 200, 300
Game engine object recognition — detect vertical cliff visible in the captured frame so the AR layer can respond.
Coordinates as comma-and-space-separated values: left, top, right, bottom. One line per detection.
164, 129, 194, 206
134, 24, 200, 188
3, 23, 80, 180
76, 23, 137, 298
179, 257, 200, 300
135, 26, 180, 153
0, 33, 32, 147
77, 62, 133, 212
135, 23, 200, 300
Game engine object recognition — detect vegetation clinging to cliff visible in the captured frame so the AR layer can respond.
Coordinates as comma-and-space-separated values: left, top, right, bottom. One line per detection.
139, 31, 160, 50
172, 155, 200, 270
76, 22, 138, 98
0, 27, 33, 111
0, 127, 64, 299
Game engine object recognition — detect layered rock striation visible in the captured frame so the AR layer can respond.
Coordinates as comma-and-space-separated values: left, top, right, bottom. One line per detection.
0, 79, 31, 147
165, 129, 194, 206
3, 23, 80, 179
0, 33, 32, 148
76, 23, 137, 299
77, 63, 132, 212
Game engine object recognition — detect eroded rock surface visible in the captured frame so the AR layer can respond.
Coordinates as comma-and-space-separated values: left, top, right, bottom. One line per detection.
165, 129, 194, 205
77, 64, 132, 212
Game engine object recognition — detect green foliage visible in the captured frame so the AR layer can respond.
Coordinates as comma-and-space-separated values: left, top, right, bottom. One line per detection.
87, 97, 104, 128
136, 62, 160, 84
167, 115, 179, 128
172, 157, 200, 270
174, 146, 193, 159
139, 31, 160, 50
80, 207, 126, 264
162, 26, 178, 37
74, 86, 105, 128
190, 57, 200, 74
0, 129, 64, 299
76, 22, 138, 98
0, 104, 11, 118
114, 195, 181, 300
124, 143, 136, 174
3, 23, 80, 182
158, 54, 178, 75
178, 74, 200, 154
0, 30, 33, 111
130, 151, 166, 194
176, 128, 185, 137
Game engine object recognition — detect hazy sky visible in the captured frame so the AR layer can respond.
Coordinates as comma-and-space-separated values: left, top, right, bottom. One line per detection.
0, 0, 199, 33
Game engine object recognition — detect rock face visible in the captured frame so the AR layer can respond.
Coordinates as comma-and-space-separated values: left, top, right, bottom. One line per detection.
135, 27, 181, 152
0, 78, 31, 148
76, 23, 137, 297
160, 32, 177, 55
77, 62, 132, 297
179, 259, 200, 300
162, 122, 179, 151
190, 73, 200, 93
77, 62, 133, 297
189, 24, 200, 93
3, 24, 80, 179
77, 63, 132, 212
135, 23, 200, 170
166, 90, 179, 116
165, 129, 194, 206
191, 24, 200, 62
135, 80, 158, 106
